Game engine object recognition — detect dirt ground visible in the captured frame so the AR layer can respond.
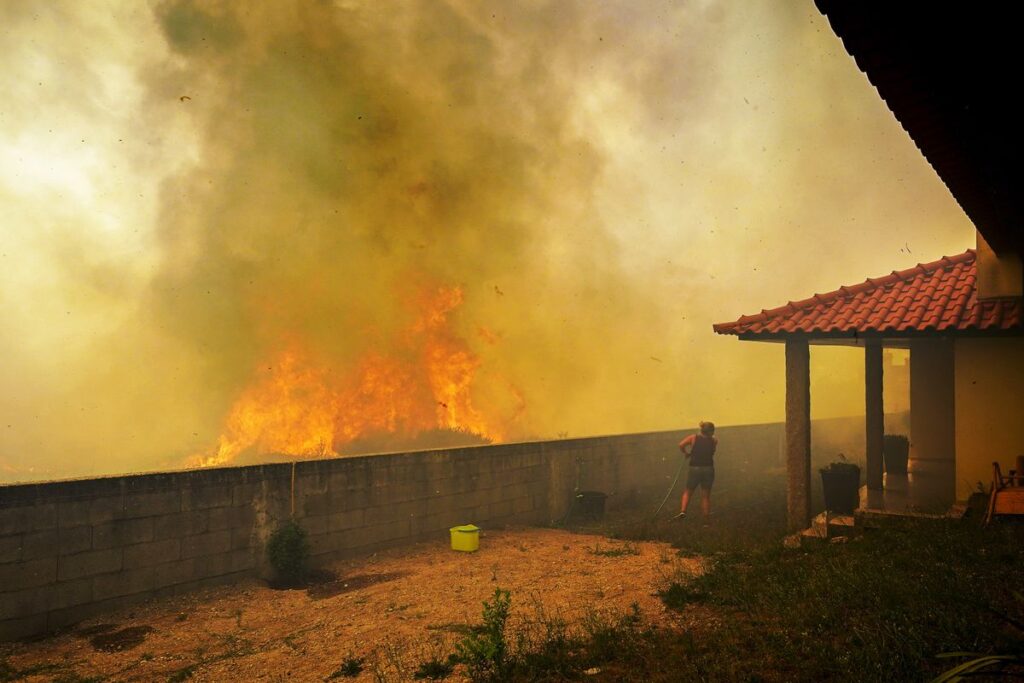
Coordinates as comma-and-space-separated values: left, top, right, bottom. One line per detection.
0, 527, 705, 682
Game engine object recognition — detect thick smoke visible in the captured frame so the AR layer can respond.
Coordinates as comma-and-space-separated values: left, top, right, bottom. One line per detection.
0, 0, 973, 482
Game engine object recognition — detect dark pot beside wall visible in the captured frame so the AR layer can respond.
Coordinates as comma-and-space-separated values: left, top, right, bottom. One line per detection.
576, 491, 607, 520
820, 464, 861, 514
883, 434, 910, 475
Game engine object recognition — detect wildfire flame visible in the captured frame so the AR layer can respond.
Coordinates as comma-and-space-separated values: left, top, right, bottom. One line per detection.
189, 284, 512, 468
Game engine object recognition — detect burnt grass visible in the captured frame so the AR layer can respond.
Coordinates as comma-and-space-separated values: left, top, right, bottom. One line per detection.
517, 475, 1024, 682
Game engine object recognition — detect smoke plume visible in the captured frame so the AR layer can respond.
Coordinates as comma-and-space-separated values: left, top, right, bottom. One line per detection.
0, 0, 974, 481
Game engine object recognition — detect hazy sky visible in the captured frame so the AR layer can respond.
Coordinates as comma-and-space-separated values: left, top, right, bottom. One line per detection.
0, 0, 975, 482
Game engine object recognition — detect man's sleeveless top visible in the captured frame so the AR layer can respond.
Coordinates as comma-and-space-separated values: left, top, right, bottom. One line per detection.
690, 434, 717, 467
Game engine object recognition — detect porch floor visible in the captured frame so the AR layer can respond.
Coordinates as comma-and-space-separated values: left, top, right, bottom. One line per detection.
858, 472, 964, 519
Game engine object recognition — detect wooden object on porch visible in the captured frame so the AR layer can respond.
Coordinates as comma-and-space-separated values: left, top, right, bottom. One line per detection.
985, 460, 1024, 525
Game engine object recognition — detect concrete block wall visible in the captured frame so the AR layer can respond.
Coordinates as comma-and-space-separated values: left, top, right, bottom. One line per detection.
3, 418, 862, 641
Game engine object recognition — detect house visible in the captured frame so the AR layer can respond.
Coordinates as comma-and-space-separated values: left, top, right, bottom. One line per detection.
713, 3, 1024, 531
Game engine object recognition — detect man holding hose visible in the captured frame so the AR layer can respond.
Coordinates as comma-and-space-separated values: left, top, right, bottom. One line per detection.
674, 421, 717, 521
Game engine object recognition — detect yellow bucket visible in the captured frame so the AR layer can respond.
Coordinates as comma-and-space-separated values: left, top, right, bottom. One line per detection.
450, 524, 480, 552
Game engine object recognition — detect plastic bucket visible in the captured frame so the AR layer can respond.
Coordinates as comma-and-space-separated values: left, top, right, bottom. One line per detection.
450, 524, 480, 552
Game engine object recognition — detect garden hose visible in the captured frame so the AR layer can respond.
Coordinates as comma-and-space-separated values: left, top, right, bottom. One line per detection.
652, 455, 688, 519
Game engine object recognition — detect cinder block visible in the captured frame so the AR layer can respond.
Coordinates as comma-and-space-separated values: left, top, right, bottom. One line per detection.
429, 478, 459, 497
56, 500, 90, 529
206, 507, 234, 532
301, 514, 331, 536
32, 504, 58, 531
302, 491, 332, 517
153, 510, 209, 540
457, 506, 487, 524
88, 496, 127, 525
56, 526, 93, 557
230, 481, 260, 507
152, 558, 195, 589
0, 533, 23, 564
0, 586, 51, 621
0, 613, 48, 642
124, 490, 181, 517
337, 488, 371, 511
57, 549, 122, 581
498, 483, 534, 502
0, 558, 57, 591
365, 500, 424, 524
92, 567, 155, 601
92, 518, 153, 550
0, 508, 28, 536
409, 511, 459, 537
230, 527, 253, 551
425, 494, 462, 516
180, 530, 231, 559
511, 465, 545, 484
347, 520, 409, 549
489, 500, 514, 519
227, 506, 255, 528
513, 496, 535, 515
181, 485, 233, 511
194, 550, 250, 578
53, 578, 93, 611
123, 539, 181, 569
179, 570, 248, 595
47, 594, 136, 632
228, 548, 255, 573
14, 529, 62, 563
327, 508, 364, 532
307, 532, 342, 557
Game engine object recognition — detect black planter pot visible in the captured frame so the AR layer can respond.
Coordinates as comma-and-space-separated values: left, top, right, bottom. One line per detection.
576, 491, 607, 520
820, 465, 860, 514
883, 434, 910, 475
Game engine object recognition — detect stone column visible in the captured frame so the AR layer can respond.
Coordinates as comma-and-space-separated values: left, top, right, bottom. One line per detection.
865, 340, 884, 491
785, 338, 811, 531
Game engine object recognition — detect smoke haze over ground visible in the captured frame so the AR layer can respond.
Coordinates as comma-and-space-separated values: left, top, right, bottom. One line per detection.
0, 0, 974, 482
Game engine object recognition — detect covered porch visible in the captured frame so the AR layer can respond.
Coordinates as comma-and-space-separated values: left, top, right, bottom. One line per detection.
714, 249, 1017, 531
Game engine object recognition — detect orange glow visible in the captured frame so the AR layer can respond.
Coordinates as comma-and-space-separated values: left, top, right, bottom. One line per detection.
189, 284, 509, 468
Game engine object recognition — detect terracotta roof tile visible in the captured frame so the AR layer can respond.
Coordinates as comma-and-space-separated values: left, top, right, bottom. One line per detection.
713, 249, 1023, 339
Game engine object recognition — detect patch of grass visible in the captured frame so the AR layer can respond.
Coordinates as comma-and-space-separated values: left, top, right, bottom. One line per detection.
327, 656, 365, 679
412, 656, 455, 679
588, 541, 640, 557
167, 665, 196, 682
0, 661, 64, 682
425, 623, 485, 636
658, 581, 699, 611
51, 674, 106, 683
646, 518, 1024, 681
89, 625, 153, 652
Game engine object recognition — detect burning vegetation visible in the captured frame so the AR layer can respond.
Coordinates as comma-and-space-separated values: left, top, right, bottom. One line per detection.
190, 283, 521, 467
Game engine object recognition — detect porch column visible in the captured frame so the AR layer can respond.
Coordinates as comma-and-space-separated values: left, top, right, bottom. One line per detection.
785, 338, 811, 531
865, 340, 884, 490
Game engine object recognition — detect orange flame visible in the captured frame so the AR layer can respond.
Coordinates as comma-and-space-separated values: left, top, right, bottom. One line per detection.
189, 284, 511, 468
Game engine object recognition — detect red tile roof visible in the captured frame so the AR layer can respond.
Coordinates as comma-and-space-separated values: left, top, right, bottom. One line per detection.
714, 249, 1023, 339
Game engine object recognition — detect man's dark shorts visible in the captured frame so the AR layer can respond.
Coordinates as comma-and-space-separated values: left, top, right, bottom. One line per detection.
686, 465, 715, 491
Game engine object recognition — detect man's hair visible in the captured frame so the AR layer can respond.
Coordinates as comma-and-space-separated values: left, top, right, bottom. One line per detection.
699, 421, 715, 435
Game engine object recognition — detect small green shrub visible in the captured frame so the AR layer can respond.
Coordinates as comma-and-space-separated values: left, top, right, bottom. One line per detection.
266, 519, 310, 585
658, 582, 701, 610
327, 656, 364, 679
453, 588, 512, 680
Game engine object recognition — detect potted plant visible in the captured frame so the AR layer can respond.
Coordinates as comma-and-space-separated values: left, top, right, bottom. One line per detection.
883, 434, 910, 475
820, 454, 861, 514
